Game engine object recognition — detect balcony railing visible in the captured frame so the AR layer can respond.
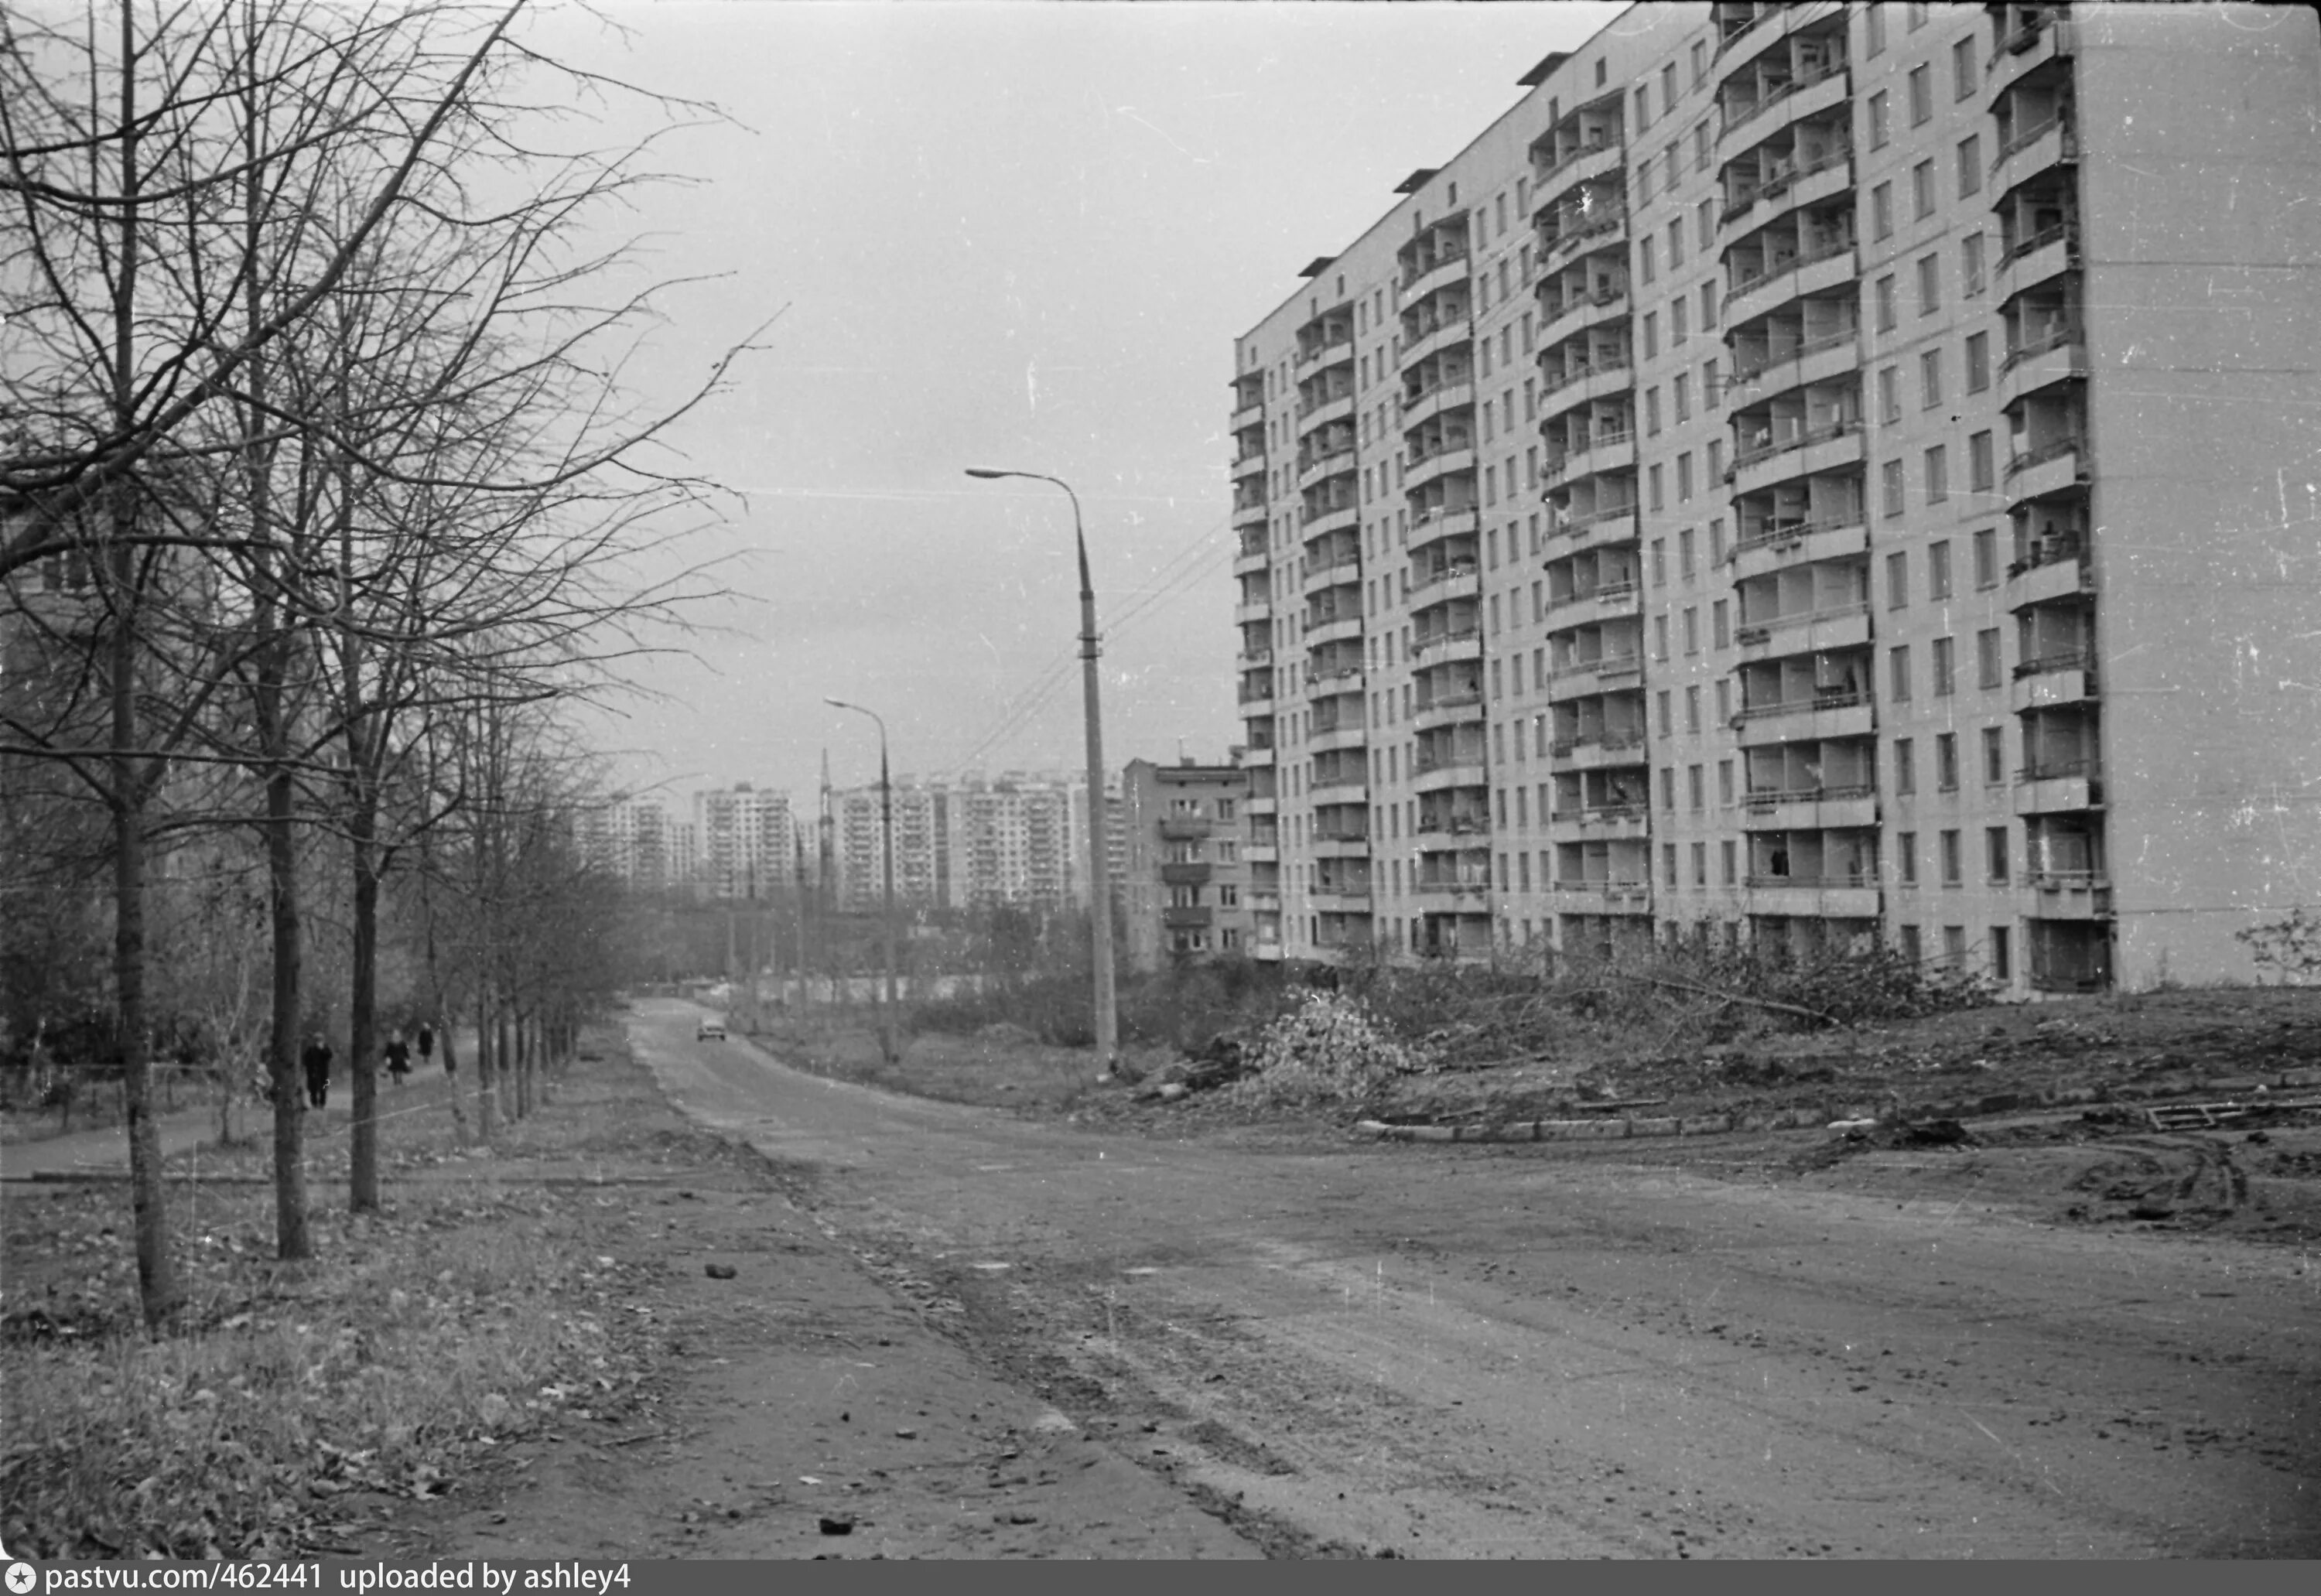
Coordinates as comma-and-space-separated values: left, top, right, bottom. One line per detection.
1413, 746, 1487, 774
2028, 869, 2111, 891
1996, 114, 2077, 169
1236, 681, 1275, 704
1722, 233, 1855, 310
2005, 435, 2084, 478
1415, 687, 1483, 714
1732, 687, 1868, 723
1540, 349, 1632, 398
2016, 757, 2102, 784
2013, 646, 2094, 679
1725, 323, 1861, 392
1719, 56, 1847, 145
1410, 561, 1478, 595
1415, 814, 1491, 836
2000, 218, 2080, 268
1728, 418, 1860, 479
2001, 322, 2083, 372
1742, 781, 1876, 810
1735, 599, 1871, 643
1992, 13, 2073, 69
1732, 509, 1863, 555
2007, 535, 2085, 578
1744, 871, 1878, 890
1411, 624, 1482, 657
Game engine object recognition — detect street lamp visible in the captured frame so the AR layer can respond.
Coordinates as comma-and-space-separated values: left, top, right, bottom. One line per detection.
963, 467, 1118, 1071
825, 697, 900, 1063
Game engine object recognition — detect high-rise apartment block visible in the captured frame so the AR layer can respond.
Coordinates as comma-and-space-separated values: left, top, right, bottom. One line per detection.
692, 784, 798, 901
578, 795, 699, 894
1232, 2, 2320, 992
832, 771, 1113, 914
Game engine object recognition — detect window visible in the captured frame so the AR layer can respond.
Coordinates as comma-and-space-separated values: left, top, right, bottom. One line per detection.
1714, 599, 1731, 648
1889, 644, 1913, 703
1646, 387, 1663, 435
1913, 159, 1936, 219
1649, 462, 1665, 511
1991, 924, 2012, 981
1977, 627, 2002, 689
1909, 64, 1932, 125
1691, 841, 1708, 886
1939, 829, 1963, 884
1701, 280, 1718, 330
1981, 723, 2005, 783
1685, 685, 1702, 733
1651, 537, 1667, 586
1677, 452, 1694, 501
1636, 83, 1652, 129
1875, 275, 1898, 331
1697, 198, 1715, 254
1640, 235, 1657, 285
1643, 311, 1659, 358
1867, 4, 1887, 55
1654, 616, 1671, 661
1687, 764, 1705, 811
1960, 234, 1986, 302
1667, 218, 1685, 271
1894, 737, 1916, 795
1694, 121, 1711, 173
1930, 539, 1953, 599
1674, 373, 1690, 422
1907, 1, 1928, 29
1936, 731, 1960, 789
1596, 57, 1607, 87
1671, 295, 1689, 346
1664, 143, 1680, 191
1957, 135, 1982, 197
1969, 429, 1995, 492
1926, 444, 1949, 504
1886, 550, 1909, 609
1663, 843, 1679, 887
1683, 607, 1701, 654
1898, 831, 1919, 885
1965, 331, 1990, 392
1868, 90, 1891, 149
1917, 253, 1940, 316
1932, 635, 1956, 697
1985, 825, 2010, 884
1899, 923, 1923, 962
1872, 181, 1895, 240
1714, 678, 1731, 721
1721, 839, 1738, 885
1943, 924, 1967, 963
1718, 759, 1735, 805
1691, 39, 1707, 85
1879, 365, 1902, 424
1662, 61, 1678, 113
1953, 36, 1978, 99
1882, 458, 1906, 518
1974, 528, 1998, 587
1678, 527, 1696, 578
1657, 695, 1675, 741
1636, 158, 1653, 204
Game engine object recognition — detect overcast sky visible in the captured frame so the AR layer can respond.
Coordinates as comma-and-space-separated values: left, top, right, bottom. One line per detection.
547, 0, 1630, 805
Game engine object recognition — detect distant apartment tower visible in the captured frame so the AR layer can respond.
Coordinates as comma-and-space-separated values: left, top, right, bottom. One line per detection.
1119, 757, 1256, 969
692, 784, 798, 901
579, 795, 699, 894
1231, 2, 2321, 992
832, 770, 1109, 914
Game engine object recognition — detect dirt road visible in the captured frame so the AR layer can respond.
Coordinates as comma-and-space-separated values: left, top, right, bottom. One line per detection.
629, 998, 2321, 1558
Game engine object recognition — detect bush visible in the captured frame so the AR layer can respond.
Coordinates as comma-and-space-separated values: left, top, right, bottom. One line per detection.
1226, 990, 1437, 1111
2238, 907, 2321, 985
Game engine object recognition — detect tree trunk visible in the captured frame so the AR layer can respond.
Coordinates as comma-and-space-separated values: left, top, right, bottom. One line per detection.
265, 754, 309, 1259
348, 818, 380, 1209
474, 990, 497, 1141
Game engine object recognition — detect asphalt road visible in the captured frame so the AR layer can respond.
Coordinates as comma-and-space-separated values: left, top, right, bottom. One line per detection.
627, 997, 2321, 1559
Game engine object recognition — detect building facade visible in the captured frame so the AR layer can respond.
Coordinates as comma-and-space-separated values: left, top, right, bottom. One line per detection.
1232, 2, 2321, 992
832, 770, 1113, 914
1119, 757, 1256, 969
578, 795, 699, 894
691, 784, 798, 901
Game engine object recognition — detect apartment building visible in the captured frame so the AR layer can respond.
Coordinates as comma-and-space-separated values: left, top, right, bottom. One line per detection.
578, 795, 699, 895
832, 770, 1111, 914
1119, 757, 1256, 969
692, 784, 799, 901
1231, 2, 2321, 992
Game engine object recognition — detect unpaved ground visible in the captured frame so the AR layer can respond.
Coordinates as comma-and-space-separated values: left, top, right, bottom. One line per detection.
552, 996, 2321, 1559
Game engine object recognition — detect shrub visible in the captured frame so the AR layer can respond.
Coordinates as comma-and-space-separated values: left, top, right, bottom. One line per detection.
2238, 907, 2321, 985
1227, 990, 1437, 1111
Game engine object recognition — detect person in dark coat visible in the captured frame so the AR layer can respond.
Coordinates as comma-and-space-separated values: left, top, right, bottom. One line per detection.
418, 1021, 441, 1075
384, 1030, 412, 1085
301, 1034, 333, 1109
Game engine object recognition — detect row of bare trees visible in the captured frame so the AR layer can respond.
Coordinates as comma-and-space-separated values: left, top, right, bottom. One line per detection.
2, 0, 754, 1332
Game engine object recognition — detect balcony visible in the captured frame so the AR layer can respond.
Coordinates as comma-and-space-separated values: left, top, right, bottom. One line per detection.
1728, 419, 1864, 498
1988, 14, 2075, 97
1735, 600, 1871, 661
1533, 136, 1623, 201
1545, 580, 1641, 626
1718, 57, 1848, 151
1548, 503, 1642, 555
1308, 718, 1369, 755
1722, 238, 1857, 330
1231, 448, 1266, 483
1992, 115, 2079, 203
1310, 768, 1369, 796
1297, 446, 1357, 494
1409, 562, 1481, 603
1729, 513, 1867, 581
1400, 316, 1473, 373
1229, 398, 1264, 434
1414, 813, 1492, 842
1312, 827, 1372, 859
1235, 678, 1275, 706
2022, 870, 2113, 921
1400, 375, 1476, 431
1554, 880, 1654, 914
1545, 427, 1636, 488
1403, 248, 1471, 306
1410, 624, 1482, 664
1739, 783, 1878, 832
1552, 731, 1650, 771
1721, 324, 1861, 413
1403, 443, 1477, 495
1537, 352, 1632, 414
2011, 648, 2098, 713
1408, 504, 1481, 553
1304, 613, 1362, 651
1159, 815, 1213, 840
1311, 887, 1376, 914
2005, 435, 2087, 503
2014, 759, 2105, 816
1546, 205, 1629, 265
1740, 877, 1882, 920
1554, 802, 1651, 841
1995, 220, 2080, 304
2007, 547, 2091, 610
1998, 325, 2087, 410
1294, 330, 1353, 372
1536, 281, 1629, 350
1232, 544, 1269, 579
1232, 598, 1272, 627
1236, 645, 1273, 670
1546, 654, 1646, 703
1412, 753, 1489, 795
1159, 861, 1213, 886
1163, 905, 1215, 930
1725, 140, 1856, 243
1732, 689, 1873, 747
1413, 688, 1485, 732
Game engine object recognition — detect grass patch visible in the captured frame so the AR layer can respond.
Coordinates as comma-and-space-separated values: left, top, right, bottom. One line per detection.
0, 1033, 680, 1560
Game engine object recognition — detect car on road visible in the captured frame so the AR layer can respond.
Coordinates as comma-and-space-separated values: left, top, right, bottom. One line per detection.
696, 1017, 727, 1042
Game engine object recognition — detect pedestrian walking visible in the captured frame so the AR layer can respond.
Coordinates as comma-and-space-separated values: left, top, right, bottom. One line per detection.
418, 1021, 441, 1075
301, 1034, 333, 1110
385, 1030, 412, 1085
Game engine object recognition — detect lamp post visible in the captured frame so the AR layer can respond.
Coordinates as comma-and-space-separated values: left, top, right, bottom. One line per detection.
825, 697, 899, 1063
963, 467, 1118, 1071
